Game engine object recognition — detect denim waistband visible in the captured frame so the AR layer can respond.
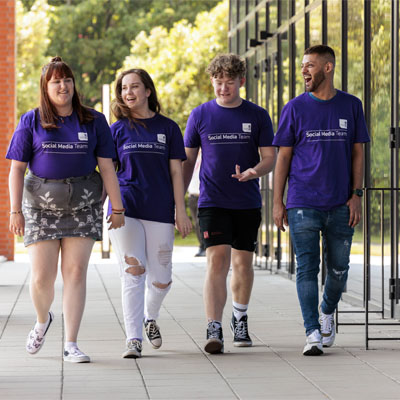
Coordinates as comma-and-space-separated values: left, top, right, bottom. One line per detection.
26, 170, 99, 184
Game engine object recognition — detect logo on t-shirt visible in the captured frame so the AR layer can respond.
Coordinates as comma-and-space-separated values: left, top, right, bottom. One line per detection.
242, 123, 252, 133
339, 119, 347, 129
78, 132, 88, 141
157, 134, 166, 144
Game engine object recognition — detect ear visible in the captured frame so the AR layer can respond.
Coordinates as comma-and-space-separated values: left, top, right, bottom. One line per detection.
240, 77, 246, 87
325, 62, 334, 73
146, 88, 151, 98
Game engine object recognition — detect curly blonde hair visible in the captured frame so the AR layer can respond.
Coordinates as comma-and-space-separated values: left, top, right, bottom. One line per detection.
206, 53, 246, 79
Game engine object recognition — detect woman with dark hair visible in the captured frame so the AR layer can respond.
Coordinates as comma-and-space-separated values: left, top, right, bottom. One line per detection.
109, 69, 191, 358
6, 56, 125, 363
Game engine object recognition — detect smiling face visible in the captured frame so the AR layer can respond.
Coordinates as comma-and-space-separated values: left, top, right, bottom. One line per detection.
47, 74, 74, 112
301, 53, 328, 93
121, 73, 151, 116
211, 73, 245, 108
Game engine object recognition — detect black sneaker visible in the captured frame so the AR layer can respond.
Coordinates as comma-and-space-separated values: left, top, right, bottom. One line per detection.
230, 314, 252, 347
144, 319, 162, 349
204, 321, 224, 354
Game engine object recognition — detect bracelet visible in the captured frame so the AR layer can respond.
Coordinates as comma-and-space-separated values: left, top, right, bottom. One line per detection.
9, 210, 23, 215
112, 211, 124, 215
111, 208, 125, 212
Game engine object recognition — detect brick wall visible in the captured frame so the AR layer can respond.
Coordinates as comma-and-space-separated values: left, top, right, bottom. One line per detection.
0, 1, 15, 260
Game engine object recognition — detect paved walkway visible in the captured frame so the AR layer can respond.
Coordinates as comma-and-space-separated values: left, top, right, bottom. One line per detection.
1, 247, 400, 399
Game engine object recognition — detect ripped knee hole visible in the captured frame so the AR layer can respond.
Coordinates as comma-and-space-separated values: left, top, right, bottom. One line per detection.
152, 281, 172, 289
125, 255, 145, 275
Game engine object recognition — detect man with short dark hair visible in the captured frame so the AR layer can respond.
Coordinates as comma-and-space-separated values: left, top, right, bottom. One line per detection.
273, 45, 370, 355
183, 53, 276, 354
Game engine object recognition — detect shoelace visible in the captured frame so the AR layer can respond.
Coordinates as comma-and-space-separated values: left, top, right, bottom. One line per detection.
147, 322, 161, 338
66, 347, 86, 357
235, 320, 249, 339
207, 322, 221, 339
320, 314, 334, 333
128, 340, 142, 350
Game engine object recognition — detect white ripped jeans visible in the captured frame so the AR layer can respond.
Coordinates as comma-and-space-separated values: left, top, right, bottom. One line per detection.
109, 217, 174, 341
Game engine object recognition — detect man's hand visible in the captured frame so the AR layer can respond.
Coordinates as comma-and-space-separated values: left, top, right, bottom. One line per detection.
273, 202, 288, 232
231, 164, 258, 182
346, 195, 362, 227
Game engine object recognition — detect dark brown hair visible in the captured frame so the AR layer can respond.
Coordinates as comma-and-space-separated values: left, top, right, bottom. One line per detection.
206, 53, 246, 79
111, 69, 161, 125
304, 45, 336, 66
39, 56, 94, 129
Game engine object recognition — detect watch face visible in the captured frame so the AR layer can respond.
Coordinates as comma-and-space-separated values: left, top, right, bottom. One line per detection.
355, 189, 363, 197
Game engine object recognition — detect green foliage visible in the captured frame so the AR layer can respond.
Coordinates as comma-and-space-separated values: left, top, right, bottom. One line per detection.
119, 0, 228, 133
46, 0, 219, 106
16, 0, 50, 120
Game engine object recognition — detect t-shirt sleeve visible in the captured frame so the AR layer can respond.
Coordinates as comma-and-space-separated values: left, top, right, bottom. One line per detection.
184, 110, 201, 148
354, 100, 370, 143
272, 103, 295, 147
5, 111, 34, 162
258, 108, 274, 147
169, 121, 186, 160
94, 113, 117, 159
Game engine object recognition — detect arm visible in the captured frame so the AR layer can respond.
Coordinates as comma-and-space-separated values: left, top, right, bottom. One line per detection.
272, 146, 293, 232
231, 146, 276, 182
182, 147, 199, 193
169, 159, 192, 238
97, 157, 125, 230
8, 160, 27, 236
346, 142, 364, 228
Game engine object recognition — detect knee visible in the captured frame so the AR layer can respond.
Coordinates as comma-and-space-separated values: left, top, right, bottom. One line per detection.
157, 245, 172, 267
152, 280, 172, 292
329, 266, 349, 281
124, 255, 145, 276
31, 274, 53, 291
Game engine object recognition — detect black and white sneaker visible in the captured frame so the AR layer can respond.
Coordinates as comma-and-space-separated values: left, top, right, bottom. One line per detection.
144, 319, 162, 349
122, 339, 142, 359
204, 321, 224, 354
26, 311, 54, 354
230, 314, 252, 347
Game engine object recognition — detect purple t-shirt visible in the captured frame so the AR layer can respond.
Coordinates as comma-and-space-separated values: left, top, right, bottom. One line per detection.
272, 90, 370, 211
109, 114, 186, 224
6, 108, 115, 179
184, 99, 274, 209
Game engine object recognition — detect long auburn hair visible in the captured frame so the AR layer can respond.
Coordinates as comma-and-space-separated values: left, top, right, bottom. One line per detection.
111, 69, 161, 126
39, 56, 94, 129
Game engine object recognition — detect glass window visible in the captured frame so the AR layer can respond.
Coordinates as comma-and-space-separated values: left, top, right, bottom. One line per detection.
230, 32, 237, 54
230, 0, 237, 29
327, 0, 342, 89
248, 0, 256, 13
269, 0, 278, 32
295, 0, 304, 15
280, 0, 289, 25
295, 18, 305, 96
239, 26, 247, 55
258, 5, 266, 39
281, 32, 290, 107
246, 54, 256, 102
248, 15, 256, 41
309, 5, 322, 45
239, 0, 246, 21
347, 0, 363, 100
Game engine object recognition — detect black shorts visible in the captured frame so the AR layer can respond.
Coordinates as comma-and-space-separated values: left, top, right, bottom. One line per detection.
198, 207, 261, 252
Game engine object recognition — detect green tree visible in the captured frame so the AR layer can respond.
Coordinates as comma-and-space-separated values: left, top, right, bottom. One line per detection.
16, 0, 50, 119
119, 0, 228, 132
46, 0, 219, 106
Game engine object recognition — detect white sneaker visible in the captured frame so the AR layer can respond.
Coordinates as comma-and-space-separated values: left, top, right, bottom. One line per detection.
303, 329, 323, 356
26, 311, 54, 354
122, 339, 142, 359
63, 346, 90, 363
144, 320, 162, 349
320, 311, 335, 347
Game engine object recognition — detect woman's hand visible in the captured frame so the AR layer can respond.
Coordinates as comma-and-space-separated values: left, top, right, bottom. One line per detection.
175, 209, 192, 238
9, 213, 25, 236
107, 213, 125, 230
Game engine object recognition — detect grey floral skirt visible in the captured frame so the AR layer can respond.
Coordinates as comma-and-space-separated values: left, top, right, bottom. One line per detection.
22, 171, 103, 246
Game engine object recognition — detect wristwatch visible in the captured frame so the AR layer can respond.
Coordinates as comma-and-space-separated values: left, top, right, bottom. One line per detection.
352, 188, 363, 197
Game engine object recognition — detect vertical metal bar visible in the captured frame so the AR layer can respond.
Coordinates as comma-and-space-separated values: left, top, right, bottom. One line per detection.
381, 190, 385, 317
289, 0, 296, 100
305, 10, 310, 50
341, 0, 348, 92
390, 0, 399, 315
322, 0, 327, 45
364, 189, 369, 349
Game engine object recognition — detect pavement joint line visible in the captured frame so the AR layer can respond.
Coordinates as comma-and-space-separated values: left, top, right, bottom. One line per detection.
252, 332, 332, 400
0, 267, 30, 340
94, 263, 151, 400
172, 267, 203, 297
162, 306, 241, 400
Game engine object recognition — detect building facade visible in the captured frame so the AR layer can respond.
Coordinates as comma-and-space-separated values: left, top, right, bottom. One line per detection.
229, 0, 400, 309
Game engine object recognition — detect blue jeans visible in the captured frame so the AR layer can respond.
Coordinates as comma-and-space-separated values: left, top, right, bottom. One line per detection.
287, 206, 354, 335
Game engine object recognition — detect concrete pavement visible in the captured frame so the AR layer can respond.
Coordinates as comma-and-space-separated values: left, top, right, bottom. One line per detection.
1, 247, 400, 399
